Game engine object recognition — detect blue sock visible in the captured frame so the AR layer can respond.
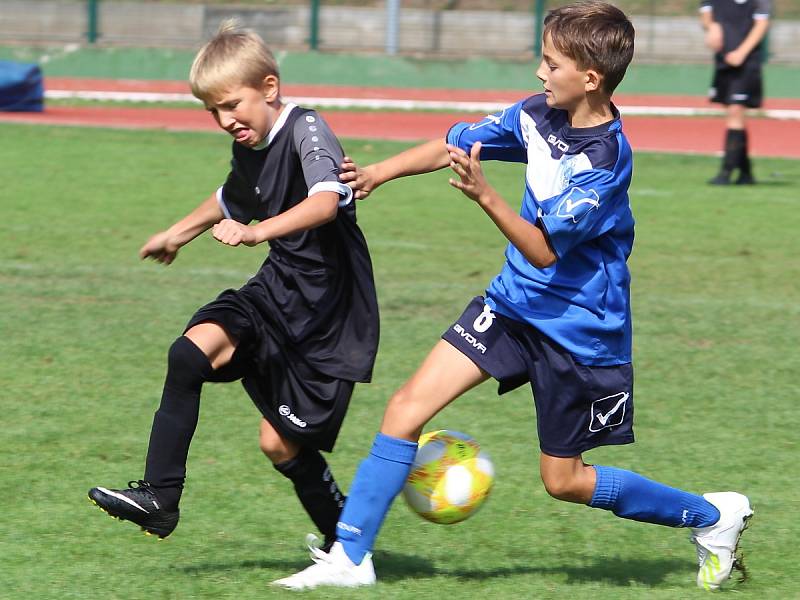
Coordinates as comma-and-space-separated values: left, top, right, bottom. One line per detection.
589, 465, 720, 528
336, 433, 417, 564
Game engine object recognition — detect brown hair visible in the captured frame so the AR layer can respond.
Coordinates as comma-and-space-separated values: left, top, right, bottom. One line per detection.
189, 19, 279, 102
543, 1, 634, 94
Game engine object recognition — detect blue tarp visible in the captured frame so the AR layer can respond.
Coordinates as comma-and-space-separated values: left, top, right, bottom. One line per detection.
0, 61, 44, 112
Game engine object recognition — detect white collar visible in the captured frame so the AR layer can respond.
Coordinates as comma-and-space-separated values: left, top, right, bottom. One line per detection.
253, 102, 297, 150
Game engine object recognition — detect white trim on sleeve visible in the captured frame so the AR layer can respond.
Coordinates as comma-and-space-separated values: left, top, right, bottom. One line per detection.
216, 185, 232, 219
308, 180, 354, 207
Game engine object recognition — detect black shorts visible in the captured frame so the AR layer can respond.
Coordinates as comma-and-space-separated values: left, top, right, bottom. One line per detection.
709, 62, 763, 108
186, 290, 354, 452
442, 296, 634, 457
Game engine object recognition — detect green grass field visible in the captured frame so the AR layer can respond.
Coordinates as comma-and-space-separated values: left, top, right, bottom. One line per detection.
1, 123, 799, 599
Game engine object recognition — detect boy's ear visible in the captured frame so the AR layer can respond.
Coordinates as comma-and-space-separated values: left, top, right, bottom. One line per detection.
262, 74, 280, 102
584, 69, 603, 93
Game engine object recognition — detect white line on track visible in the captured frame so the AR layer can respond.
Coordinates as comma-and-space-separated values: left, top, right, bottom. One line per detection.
44, 90, 800, 120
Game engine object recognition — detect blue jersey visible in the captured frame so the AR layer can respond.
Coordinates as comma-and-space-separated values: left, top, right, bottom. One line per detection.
446, 94, 634, 366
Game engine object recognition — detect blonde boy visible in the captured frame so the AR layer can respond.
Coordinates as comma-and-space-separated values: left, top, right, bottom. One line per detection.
88, 21, 379, 552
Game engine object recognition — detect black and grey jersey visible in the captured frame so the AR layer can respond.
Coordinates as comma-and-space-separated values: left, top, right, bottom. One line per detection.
216, 103, 379, 382
700, 0, 772, 66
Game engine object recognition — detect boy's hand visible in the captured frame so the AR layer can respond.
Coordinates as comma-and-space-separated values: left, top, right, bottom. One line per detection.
339, 156, 376, 200
212, 219, 258, 247
724, 48, 747, 68
447, 142, 492, 205
139, 231, 180, 265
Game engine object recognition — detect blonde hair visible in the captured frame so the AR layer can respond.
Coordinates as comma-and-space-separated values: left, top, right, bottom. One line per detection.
189, 19, 279, 101
543, 1, 634, 95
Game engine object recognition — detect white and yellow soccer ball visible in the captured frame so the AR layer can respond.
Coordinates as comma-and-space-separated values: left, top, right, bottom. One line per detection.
402, 430, 494, 524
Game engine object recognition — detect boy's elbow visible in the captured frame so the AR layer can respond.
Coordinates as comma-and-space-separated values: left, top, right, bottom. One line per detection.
526, 244, 557, 269
531, 255, 557, 269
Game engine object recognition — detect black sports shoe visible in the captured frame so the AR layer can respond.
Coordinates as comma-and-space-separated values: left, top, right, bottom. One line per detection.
735, 172, 756, 185
708, 171, 732, 185
88, 480, 179, 538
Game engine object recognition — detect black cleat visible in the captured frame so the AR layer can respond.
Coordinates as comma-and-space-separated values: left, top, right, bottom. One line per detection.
88, 480, 179, 538
708, 171, 731, 185
735, 172, 756, 185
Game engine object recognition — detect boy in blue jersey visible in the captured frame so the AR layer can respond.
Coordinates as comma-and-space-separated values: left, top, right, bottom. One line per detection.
274, 1, 752, 592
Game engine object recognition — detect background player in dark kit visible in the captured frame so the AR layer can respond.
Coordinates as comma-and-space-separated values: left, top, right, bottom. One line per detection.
87, 21, 379, 551
700, 0, 771, 185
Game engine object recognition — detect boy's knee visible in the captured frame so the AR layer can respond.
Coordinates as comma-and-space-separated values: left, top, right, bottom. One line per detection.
540, 469, 595, 503
381, 388, 424, 438
166, 336, 212, 386
259, 424, 300, 464
541, 472, 569, 500
260, 438, 294, 464
261, 441, 293, 464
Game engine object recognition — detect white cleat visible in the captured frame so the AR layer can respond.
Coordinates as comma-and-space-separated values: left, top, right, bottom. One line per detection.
304, 532, 325, 553
690, 492, 753, 591
272, 541, 376, 590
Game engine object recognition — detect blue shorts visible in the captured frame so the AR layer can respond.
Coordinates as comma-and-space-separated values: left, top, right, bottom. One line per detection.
442, 296, 634, 457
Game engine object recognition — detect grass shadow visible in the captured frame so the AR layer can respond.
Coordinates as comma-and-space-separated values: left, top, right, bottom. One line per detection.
174, 550, 435, 579
173, 547, 689, 587
432, 556, 689, 587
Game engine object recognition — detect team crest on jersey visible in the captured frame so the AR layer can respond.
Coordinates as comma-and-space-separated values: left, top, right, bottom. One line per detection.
556, 186, 600, 223
559, 160, 575, 190
469, 109, 506, 131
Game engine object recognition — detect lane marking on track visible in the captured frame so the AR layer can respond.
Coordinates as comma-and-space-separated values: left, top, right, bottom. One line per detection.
43, 90, 800, 120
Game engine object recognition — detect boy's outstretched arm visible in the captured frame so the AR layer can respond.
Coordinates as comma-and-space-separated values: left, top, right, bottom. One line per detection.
340, 138, 451, 199
212, 191, 340, 247
448, 143, 556, 269
139, 193, 224, 264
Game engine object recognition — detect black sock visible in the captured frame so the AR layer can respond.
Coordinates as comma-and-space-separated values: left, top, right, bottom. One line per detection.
722, 128, 746, 175
274, 448, 345, 546
143, 336, 212, 511
738, 129, 752, 177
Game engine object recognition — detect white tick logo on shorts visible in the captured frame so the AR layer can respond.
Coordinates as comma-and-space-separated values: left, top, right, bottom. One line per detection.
589, 391, 629, 432
472, 304, 496, 333
557, 186, 600, 223
278, 404, 308, 428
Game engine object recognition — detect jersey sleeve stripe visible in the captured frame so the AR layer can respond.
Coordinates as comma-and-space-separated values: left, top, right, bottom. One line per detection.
216, 185, 232, 219
308, 180, 354, 207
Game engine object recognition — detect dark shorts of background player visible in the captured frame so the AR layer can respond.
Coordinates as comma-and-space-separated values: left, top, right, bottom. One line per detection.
709, 62, 763, 108
442, 296, 634, 457
185, 290, 354, 453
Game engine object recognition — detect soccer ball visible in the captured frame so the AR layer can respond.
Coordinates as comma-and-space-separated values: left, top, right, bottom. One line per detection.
402, 430, 494, 524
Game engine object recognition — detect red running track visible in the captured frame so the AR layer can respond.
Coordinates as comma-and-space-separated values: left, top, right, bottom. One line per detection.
3, 104, 799, 158
1, 77, 799, 158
